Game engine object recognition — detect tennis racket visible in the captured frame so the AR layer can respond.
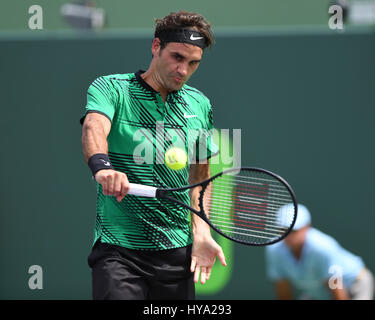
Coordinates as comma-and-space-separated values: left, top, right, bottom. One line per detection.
127, 167, 297, 246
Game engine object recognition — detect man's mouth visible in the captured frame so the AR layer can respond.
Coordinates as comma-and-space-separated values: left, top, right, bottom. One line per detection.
174, 76, 184, 83
171, 74, 185, 84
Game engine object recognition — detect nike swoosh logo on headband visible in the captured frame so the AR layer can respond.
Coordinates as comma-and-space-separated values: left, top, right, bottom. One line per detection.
190, 35, 203, 41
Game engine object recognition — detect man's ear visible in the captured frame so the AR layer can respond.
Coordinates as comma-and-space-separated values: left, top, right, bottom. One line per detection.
152, 38, 161, 57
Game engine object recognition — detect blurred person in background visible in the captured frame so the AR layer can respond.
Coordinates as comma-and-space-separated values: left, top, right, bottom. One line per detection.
265, 204, 374, 300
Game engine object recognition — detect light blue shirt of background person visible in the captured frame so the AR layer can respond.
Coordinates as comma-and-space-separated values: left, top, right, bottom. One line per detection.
265, 206, 364, 300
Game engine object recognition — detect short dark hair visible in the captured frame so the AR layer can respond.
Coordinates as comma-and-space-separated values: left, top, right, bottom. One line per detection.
154, 11, 215, 50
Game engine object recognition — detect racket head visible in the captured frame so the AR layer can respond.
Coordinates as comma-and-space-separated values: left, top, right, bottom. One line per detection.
199, 167, 298, 246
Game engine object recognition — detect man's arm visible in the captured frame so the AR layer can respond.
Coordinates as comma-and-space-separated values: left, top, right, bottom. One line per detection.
189, 163, 226, 284
189, 163, 212, 238
327, 282, 350, 300
275, 279, 293, 300
81, 113, 129, 202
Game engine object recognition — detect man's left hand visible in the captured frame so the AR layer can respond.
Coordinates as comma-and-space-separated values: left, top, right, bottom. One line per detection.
190, 234, 227, 284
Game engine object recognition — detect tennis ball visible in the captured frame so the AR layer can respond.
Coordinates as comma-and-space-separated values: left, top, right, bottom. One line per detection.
165, 147, 188, 171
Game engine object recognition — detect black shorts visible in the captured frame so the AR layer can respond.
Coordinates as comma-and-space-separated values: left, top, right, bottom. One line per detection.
87, 239, 195, 300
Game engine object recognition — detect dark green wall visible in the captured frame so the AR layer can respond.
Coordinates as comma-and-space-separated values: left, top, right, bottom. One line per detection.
0, 27, 374, 299
0, 0, 332, 31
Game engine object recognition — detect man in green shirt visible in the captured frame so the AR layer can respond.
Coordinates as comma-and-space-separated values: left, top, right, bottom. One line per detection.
81, 11, 226, 299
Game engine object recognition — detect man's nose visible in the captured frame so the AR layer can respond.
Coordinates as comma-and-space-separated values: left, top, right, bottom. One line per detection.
177, 63, 188, 77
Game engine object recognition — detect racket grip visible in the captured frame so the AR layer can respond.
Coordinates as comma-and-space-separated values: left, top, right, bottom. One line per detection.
128, 183, 157, 198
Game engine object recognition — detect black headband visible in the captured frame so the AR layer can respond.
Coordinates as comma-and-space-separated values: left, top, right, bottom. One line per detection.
155, 28, 207, 49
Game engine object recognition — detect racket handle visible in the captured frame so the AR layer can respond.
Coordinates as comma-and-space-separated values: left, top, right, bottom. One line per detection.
128, 183, 157, 198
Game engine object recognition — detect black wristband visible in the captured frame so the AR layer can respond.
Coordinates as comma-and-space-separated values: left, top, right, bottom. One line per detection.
88, 153, 114, 176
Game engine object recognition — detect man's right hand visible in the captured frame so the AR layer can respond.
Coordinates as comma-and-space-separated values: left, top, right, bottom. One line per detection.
94, 169, 130, 202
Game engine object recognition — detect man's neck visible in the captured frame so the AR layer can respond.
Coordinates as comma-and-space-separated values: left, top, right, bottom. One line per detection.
290, 243, 304, 260
141, 69, 168, 102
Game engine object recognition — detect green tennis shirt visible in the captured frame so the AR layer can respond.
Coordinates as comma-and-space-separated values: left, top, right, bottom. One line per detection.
81, 70, 218, 250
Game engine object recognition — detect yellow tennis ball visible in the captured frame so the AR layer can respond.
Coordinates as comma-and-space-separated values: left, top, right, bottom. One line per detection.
165, 147, 187, 170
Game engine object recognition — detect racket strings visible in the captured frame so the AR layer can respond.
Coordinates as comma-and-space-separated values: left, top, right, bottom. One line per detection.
209, 211, 288, 233
208, 180, 288, 216
203, 169, 296, 245
212, 181, 292, 201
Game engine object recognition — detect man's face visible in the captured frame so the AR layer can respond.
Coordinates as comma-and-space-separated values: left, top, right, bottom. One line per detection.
284, 226, 309, 248
152, 40, 203, 92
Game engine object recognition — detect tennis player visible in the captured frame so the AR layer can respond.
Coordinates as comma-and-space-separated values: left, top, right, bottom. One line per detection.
80, 11, 226, 300
265, 204, 374, 300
